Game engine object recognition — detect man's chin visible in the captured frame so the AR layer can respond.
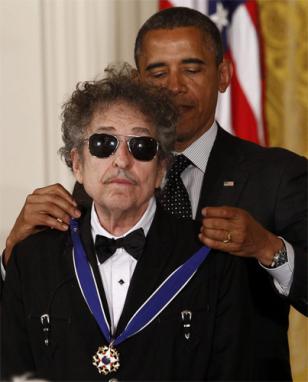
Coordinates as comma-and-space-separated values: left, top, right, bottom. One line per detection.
175, 128, 195, 144
174, 129, 197, 151
175, 119, 194, 140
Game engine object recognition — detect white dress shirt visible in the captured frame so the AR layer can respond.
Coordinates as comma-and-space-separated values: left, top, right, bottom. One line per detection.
179, 122, 218, 219
90, 197, 156, 334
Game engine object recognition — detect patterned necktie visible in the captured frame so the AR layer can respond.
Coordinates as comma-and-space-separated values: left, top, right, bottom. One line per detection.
158, 154, 192, 219
95, 228, 145, 264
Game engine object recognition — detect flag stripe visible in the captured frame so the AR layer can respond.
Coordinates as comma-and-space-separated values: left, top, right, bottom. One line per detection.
228, 50, 259, 142
246, 0, 268, 145
228, 3, 264, 144
158, 0, 267, 145
160, 0, 174, 9
245, 0, 258, 27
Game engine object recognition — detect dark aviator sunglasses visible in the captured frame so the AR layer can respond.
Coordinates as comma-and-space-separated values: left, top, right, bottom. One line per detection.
85, 133, 159, 162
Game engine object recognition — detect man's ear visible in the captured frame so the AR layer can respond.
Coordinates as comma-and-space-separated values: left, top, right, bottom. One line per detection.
71, 148, 83, 184
218, 58, 233, 93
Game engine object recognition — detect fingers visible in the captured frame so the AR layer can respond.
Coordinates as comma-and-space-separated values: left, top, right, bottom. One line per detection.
199, 206, 248, 255
202, 217, 231, 232
200, 207, 240, 246
198, 232, 239, 253
33, 183, 77, 208
24, 193, 80, 226
14, 184, 81, 238
199, 206, 275, 260
4, 184, 81, 265
200, 227, 231, 243
199, 225, 239, 251
201, 206, 238, 219
23, 202, 69, 229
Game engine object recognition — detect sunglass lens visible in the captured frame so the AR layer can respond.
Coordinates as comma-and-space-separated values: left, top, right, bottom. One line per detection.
129, 137, 158, 161
89, 134, 117, 158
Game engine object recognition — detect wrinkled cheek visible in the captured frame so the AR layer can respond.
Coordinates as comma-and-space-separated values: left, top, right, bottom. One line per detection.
82, 174, 104, 201
143, 180, 158, 200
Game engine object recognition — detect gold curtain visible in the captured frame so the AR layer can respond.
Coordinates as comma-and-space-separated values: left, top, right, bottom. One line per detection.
259, 0, 308, 380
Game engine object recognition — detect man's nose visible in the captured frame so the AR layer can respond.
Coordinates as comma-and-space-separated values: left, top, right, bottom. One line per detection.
112, 140, 132, 168
167, 72, 187, 95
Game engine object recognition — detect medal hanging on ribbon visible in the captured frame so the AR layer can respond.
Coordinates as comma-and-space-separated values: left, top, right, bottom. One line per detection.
92, 344, 120, 375
70, 218, 211, 376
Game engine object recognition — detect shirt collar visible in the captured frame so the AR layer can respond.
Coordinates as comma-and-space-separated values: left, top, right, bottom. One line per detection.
91, 196, 156, 242
177, 121, 218, 173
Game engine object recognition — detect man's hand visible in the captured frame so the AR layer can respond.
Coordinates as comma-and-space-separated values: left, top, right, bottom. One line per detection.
4, 183, 81, 266
199, 206, 284, 265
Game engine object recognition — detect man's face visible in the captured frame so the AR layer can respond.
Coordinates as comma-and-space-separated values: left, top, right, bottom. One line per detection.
72, 102, 164, 223
137, 27, 230, 151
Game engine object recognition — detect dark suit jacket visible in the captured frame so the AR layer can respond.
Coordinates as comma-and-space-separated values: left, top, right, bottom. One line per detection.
68, 126, 307, 381
194, 127, 307, 380
1, 207, 254, 381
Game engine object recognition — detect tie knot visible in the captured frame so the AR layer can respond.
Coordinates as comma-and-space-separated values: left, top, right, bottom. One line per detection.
169, 155, 191, 177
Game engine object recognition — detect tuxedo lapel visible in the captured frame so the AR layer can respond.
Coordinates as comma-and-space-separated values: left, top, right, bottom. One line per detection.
196, 127, 249, 220
78, 208, 111, 326
115, 208, 187, 336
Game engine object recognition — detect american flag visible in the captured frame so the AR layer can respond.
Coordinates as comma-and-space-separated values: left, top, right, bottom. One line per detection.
159, 0, 267, 145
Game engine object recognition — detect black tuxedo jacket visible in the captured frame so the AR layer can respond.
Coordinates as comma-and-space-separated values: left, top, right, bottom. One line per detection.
194, 127, 307, 380
1, 207, 254, 381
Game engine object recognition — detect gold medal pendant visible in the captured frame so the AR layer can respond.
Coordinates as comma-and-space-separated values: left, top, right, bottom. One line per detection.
92, 345, 120, 375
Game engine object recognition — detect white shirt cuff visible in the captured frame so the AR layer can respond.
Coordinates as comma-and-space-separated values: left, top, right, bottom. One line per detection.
1, 252, 6, 281
259, 238, 294, 296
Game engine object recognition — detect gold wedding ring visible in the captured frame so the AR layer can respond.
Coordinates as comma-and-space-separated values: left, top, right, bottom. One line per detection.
223, 231, 232, 244
56, 218, 63, 224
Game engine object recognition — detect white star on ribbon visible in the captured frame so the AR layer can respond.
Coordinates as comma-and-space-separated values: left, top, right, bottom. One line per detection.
210, 2, 229, 32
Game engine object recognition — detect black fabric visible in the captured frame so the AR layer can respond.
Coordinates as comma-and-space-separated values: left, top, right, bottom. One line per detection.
194, 126, 308, 380
158, 154, 192, 218
95, 228, 145, 263
27, 125, 307, 381
1, 207, 255, 381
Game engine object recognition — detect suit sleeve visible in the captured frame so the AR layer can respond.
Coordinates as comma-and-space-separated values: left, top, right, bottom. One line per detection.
0, 249, 36, 378
274, 153, 307, 316
207, 254, 255, 380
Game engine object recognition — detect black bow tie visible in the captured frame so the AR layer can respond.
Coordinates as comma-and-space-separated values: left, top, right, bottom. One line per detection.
95, 228, 145, 264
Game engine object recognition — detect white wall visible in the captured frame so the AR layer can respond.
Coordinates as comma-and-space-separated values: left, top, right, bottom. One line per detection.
0, 0, 157, 250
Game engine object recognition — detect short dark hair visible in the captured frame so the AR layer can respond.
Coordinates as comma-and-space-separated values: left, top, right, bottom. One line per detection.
59, 64, 178, 169
134, 7, 224, 68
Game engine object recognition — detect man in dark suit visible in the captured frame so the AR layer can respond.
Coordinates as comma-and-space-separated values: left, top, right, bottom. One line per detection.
1, 65, 253, 380
2, 6, 307, 381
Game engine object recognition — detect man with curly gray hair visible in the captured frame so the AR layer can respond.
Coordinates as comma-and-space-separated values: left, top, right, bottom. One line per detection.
1, 65, 253, 379
59, 64, 177, 170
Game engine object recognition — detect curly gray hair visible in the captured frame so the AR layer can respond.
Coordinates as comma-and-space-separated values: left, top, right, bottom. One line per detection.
59, 63, 178, 168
